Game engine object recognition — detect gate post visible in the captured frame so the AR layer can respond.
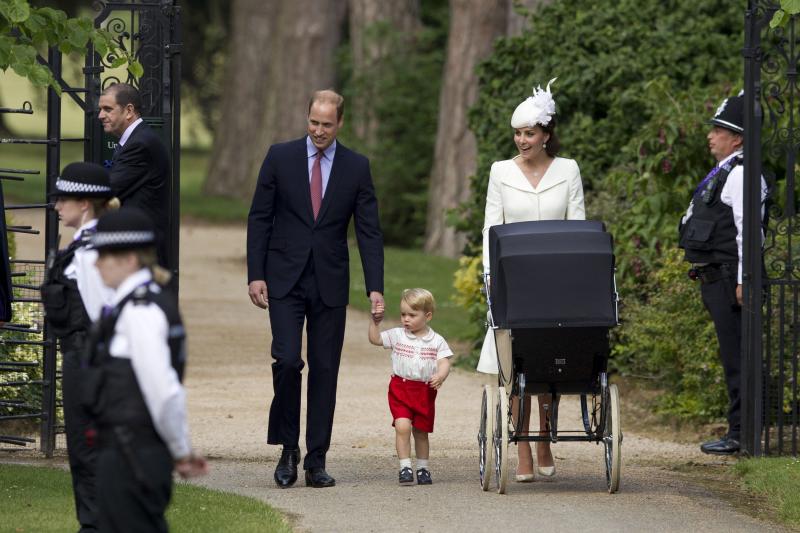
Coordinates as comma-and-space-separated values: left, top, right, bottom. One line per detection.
40, 46, 62, 457
741, 0, 765, 458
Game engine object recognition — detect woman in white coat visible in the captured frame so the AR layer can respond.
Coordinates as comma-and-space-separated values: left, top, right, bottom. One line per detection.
478, 79, 585, 481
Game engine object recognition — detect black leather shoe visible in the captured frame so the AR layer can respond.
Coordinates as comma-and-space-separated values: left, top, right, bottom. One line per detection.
274, 447, 299, 488
700, 436, 740, 455
305, 467, 336, 488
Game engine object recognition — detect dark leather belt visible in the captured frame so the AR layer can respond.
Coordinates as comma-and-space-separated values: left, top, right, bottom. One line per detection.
691, 263, 731, 284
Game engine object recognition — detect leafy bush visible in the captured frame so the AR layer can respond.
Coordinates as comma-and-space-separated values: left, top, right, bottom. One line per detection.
613, 249, 727, 422
453, 0, 745, 420
0, 298, 48, 418
455, 0, 743, 251
601, 80, 731, 291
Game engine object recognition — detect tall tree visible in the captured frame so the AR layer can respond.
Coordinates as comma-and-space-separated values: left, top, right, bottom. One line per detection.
423, 0, 551, 257
422, 0, 510, 258
204, 0, 346, 198
348, 0, 421, 142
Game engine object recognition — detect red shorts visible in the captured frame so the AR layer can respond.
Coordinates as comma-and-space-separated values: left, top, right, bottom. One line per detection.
388, 375, 438, 433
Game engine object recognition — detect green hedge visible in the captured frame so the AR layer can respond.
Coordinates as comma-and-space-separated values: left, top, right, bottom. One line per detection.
454, 0, 744, 421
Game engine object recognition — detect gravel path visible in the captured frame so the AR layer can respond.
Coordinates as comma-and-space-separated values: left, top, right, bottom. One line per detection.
5, 213, 789, 532
178, 222, 787, 533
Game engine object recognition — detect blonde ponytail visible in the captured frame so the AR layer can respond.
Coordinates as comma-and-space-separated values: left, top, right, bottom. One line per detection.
135, 247, 172, 286
90, 196, 121, 218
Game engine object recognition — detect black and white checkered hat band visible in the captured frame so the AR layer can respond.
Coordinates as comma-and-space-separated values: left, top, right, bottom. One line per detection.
92, 231, 155, 248
56, 178, 112, 194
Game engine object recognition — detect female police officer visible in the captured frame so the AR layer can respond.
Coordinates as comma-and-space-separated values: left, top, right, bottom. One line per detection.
42, 161, 118, 531
84, 208, 206, 532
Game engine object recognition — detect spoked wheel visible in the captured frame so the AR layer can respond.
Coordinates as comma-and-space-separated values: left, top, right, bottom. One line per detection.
493, 386, 509, 494
603, 383, 622, 493
478, 384, 495, 491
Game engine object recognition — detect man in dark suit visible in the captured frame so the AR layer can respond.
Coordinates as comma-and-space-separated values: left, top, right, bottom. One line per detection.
98, 83, 170, 266
247, 89, 384, 488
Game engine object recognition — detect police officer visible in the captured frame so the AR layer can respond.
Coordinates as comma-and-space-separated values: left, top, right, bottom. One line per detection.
41, 162, 117, 532
679, 92, 767, 455
84, 208, 206, 532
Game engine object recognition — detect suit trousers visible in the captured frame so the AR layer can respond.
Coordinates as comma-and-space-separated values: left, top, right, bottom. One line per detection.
700, 265, 742, 439
62, 346, 98, 532
267, 255, 346, 469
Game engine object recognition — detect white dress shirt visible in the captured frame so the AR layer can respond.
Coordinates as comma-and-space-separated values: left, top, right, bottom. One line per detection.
381, 327, 453, 382
108, 268, 191, 459
118, 117, 143, 147
63, 219, 114, 322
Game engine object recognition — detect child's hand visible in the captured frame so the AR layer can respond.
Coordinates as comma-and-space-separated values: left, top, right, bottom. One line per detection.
429, 372, 447, 390
371, 302, 385, 323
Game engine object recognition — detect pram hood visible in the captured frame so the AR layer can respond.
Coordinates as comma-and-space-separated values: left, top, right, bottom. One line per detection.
488, 220, 617, 329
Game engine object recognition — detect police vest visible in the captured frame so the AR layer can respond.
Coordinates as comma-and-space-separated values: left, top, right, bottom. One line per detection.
83, 283, 186, 430
679, 157, 741, 264
41, 237, 92, 346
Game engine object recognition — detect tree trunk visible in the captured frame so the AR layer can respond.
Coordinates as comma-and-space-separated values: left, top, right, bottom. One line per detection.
348, 0, 421, 141
422, 0, 510, 258
204, 0, 346, 199
203, 0, 275, 197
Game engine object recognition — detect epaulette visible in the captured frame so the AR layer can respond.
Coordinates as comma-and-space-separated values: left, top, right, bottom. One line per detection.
131, 284, 151, 305
130, 282, 163, 305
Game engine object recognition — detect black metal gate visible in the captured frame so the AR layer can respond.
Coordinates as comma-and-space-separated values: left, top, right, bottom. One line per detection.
0, 0, 181, 457
743, 1, 800, 456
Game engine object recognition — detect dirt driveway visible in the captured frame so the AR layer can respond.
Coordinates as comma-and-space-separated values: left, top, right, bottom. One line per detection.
7, 212, 789, 532
177, 222, 786, 533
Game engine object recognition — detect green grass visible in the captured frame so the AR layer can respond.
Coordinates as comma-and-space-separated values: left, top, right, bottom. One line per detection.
0, 463, 291, 532
732, 457, 800, 527
348, 245, 471, 343
1, 144, 248, 222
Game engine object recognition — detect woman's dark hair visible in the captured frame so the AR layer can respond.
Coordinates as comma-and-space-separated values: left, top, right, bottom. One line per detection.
540, 115, 561, 157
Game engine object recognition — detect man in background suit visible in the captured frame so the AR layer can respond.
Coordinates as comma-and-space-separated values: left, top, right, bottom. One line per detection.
247, 89, 384, 488
98, 83, 170, 266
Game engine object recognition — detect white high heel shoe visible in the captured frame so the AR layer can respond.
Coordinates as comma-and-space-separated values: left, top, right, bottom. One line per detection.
515, 472, 535, 482
537, 465, 556, 477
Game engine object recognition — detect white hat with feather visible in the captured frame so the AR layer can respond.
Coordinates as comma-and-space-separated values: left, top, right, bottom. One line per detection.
511, 78, 557, 129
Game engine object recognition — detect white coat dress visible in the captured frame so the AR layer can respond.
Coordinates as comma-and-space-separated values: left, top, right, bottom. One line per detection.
477, 156, 586, 374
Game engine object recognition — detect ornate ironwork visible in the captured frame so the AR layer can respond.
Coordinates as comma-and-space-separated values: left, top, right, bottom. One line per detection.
0, 0, 181, 457
93, 2, 170, 117
87, 0, 181, 276
744, 0, 800, 456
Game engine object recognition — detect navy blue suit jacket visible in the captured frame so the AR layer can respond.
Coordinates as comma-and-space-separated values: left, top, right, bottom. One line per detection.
110, 122, 170, 264
247, 137, 384, 307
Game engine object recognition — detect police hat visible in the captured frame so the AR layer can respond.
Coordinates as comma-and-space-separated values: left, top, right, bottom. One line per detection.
91, 208, 156, 251
709, 93, 744, 134
48, 162, 113, 199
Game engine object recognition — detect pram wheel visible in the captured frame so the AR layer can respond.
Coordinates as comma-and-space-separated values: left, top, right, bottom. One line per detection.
478, 384, 495, 491
603, 383, 621, 493
493, 386, 509, 494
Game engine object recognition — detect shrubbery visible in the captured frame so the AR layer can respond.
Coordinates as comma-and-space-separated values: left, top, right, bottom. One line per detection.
454, 0, 744, 422
613, 249, 727, 421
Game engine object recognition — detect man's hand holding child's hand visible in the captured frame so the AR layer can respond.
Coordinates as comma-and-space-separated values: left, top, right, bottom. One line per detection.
372, 302, 385, 324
